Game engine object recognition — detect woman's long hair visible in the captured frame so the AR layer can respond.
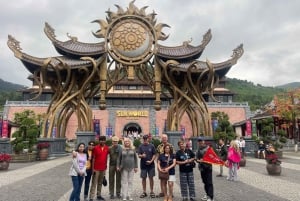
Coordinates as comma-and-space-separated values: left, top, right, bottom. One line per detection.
122, 137, 135, 150
76, 142, 86, 152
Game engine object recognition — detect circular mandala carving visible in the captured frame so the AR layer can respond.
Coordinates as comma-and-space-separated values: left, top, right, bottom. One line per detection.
107, 18, 154, 65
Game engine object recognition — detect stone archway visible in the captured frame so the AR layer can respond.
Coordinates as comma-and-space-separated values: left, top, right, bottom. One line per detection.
123, 122, 142, 138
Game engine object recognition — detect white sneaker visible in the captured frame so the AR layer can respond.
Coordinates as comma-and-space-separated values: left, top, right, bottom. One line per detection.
207, 197, 214, 201
201, 195, 208, 200
123, 198, 127, 201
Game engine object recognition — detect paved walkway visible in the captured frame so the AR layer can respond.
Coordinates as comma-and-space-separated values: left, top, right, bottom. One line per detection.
0, 151, 300, 201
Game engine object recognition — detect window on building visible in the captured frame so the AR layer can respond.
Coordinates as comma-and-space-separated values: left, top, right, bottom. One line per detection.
115, 85, 122, 90
128, 85, 137, 90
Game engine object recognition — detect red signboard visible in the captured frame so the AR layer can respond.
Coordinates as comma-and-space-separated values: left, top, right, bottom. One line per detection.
246, 120, 252, 137
2, 120, 8, 138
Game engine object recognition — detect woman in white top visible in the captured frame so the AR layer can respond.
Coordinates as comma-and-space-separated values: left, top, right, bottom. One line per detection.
69, 142, 87, 201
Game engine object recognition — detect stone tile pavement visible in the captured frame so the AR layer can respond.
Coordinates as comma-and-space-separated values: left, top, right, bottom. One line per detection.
0, 150, 300, 201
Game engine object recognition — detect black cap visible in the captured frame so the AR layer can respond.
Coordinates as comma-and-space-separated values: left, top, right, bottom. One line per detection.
143, 135, 149, 139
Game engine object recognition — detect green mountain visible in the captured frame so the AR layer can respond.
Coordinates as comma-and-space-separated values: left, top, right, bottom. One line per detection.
0, 77, 294, 111
0, 79, 23, 107
276, 82, 300, 90
226, 78, 286, 110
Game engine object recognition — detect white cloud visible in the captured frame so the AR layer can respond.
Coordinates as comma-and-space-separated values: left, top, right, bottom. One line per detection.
0, 0, 299, 87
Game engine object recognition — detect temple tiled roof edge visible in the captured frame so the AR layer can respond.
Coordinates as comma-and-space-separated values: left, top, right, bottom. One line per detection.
7, 34, 103, 74
156, 29, 212, 60
44, 23, 106, 58
156, 44, 244, 78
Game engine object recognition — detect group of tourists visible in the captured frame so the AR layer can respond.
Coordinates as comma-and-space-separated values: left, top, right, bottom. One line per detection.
69, 133, 244, 201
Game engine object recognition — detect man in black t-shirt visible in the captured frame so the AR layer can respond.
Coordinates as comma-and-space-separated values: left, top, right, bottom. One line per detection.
176, 140, 196, 201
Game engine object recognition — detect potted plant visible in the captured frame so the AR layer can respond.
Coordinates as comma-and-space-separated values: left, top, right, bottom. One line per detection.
10, 110, 39, 154
265, 145, 281, 176
37, 142, 50, 160
0, 153, 12, 170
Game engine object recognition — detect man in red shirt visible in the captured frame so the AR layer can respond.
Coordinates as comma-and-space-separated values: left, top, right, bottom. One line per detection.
89, 136, 109, 201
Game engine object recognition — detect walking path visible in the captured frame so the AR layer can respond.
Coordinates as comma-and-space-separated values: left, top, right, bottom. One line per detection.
0, 151, 299, 201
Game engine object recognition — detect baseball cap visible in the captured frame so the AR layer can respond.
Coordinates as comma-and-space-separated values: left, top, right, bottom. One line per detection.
112, 136, 119, 142
143, 135, 149, 140
197, 137, 204, 141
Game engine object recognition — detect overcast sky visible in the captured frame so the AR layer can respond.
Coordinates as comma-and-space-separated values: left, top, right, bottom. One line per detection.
0, 0, 299, 87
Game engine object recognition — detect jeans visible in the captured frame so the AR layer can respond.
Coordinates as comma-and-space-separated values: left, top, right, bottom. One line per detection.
84, 169, 92, 198
70, 175, 84, 201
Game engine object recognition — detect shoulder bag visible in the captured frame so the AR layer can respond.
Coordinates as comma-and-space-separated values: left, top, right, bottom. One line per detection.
159, 155, 170, 180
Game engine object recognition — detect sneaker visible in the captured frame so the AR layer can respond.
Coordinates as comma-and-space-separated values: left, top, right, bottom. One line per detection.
216, 174, 223, 177
122, 198, 127, 201
97, 196, 105, 200
117, 194, 122, 199
207, 198, 214, 201
128, 197, 133, 201
190, 198, 196, 201
201, 195, 208, 201
110, 195, 114, 199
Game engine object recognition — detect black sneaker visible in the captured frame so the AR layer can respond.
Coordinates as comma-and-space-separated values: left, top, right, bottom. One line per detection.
117, 194, 122, 199
110, 195, 114, 199
97, 196, 105, 200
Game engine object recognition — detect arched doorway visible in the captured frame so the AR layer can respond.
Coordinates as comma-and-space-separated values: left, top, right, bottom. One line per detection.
123, 122, 142, 138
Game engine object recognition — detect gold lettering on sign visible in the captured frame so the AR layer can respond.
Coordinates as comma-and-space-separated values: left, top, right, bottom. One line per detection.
116, 110, 148, 117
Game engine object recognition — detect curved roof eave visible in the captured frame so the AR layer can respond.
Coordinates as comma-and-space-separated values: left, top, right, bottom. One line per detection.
44, 22, 106, 58
156, 44, 244, 78
156, 29, 212, 60
7, 35, 104, 75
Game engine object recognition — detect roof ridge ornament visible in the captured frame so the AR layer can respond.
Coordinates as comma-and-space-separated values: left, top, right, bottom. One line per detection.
44, 22, 57, 40
7, 35, 22, 58
66, 33, 78, 42
231, 44, 244, 61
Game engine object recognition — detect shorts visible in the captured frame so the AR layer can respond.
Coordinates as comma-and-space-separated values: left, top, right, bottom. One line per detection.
168, 175, 176, 182
140, 167, 155, 178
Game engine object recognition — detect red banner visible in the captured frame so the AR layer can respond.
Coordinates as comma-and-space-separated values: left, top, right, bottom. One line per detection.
246, 119, 252, 137
2, 120, 8, 138
202, 146, 225, 166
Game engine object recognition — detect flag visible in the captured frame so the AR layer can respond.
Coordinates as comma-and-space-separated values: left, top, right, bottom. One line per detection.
202, 146, 225, 166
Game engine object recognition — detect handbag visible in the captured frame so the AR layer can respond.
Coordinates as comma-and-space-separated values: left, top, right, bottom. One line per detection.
159, 155, 170, 180
102, 176, 107, 186
159, 171, 169, 180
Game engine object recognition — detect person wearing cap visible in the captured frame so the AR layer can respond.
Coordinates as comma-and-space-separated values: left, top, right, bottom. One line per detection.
156, 134, 175, 198
196, 137, 214, 201
138, 134, 157, 198
108, 135, 122, 199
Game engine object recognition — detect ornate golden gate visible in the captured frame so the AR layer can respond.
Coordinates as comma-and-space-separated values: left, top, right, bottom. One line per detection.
8, 1, 243, 138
